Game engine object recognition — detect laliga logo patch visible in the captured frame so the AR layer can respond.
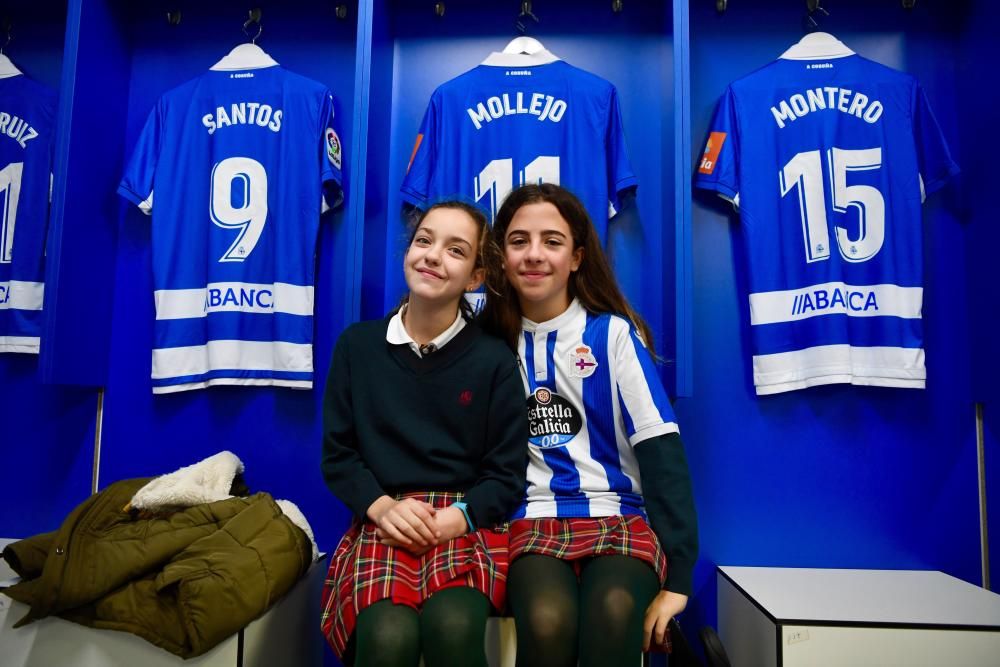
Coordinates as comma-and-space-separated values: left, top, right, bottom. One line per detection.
569, 345, 598, 378
526, 387, 582, 449
326, 128, 342, 169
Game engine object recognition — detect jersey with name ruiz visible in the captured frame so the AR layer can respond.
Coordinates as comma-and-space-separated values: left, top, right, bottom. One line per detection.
401, 50, 636, 242
694, 40, 959, 395
0, 75, 56, 354
514, 299, 679, 519
119, 66, 343, 393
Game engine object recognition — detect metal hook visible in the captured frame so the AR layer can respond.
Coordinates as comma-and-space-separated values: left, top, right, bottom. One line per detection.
716, 0, 727, 13
902, 0, 916, 9
612, 0, 623, 13
435, 2, 446, 17
166, 11, 182, 26
516, 1, 539, 35
804, 2, 829, 31
243, 8, 263, 44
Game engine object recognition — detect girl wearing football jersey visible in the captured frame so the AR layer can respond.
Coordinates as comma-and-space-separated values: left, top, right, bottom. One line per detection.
320, 201, 528, 667
482, 183, 698, 667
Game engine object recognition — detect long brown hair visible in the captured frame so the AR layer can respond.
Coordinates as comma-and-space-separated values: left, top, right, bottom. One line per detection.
399, 200, 503, 321
480, 183, 655, 349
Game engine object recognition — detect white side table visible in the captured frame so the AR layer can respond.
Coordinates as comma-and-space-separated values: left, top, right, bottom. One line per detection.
718, 566, 1000, 667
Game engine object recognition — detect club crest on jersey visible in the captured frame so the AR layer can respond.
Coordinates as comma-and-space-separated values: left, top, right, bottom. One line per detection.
526, 387, 582, 449
326, 128, 342, 169
568, 345, 598, 378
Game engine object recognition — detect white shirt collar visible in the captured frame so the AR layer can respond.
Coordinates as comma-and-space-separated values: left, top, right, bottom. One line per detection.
387, 304, 467, 357
522, 298, 584, 334
779, 32, 855, 61
481, 49, 561, 67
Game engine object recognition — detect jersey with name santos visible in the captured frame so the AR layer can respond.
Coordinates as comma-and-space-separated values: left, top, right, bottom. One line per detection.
514, 299, 679, 519
694, 36, 958, 395
401, 50, 636, 242
0, 75, 57, 354
119, 65, 343, 394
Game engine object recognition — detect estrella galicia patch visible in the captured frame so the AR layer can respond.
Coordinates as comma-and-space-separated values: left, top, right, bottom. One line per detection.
526, 387, 582, 449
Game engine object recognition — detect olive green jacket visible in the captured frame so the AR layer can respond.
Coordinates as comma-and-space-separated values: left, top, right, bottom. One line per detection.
2, 477, 313, 658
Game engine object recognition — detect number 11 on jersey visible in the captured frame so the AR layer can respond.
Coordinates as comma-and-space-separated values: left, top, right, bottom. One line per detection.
475, 155, 560, 222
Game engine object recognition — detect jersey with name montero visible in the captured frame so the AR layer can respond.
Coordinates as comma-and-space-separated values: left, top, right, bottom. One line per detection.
513, 299, 679, 519
401, 50, 636, 243
694, 35, 958, 395
119, 65, 343, 393
0, 75, 56, 354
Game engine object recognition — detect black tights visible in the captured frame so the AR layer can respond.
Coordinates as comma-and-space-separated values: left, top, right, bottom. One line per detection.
508, 554, 659, 667
352, 587, 491, 667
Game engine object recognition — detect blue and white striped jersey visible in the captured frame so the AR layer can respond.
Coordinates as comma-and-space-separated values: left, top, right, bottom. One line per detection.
401, 49, 636, 242
514, 299, 678, 519
694, 33, 959, 395
0, 74, 56, 354
119, 64, 343, 393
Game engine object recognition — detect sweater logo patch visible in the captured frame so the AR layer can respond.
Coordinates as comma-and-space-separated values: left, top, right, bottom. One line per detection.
568, 345, 598, 378
458, 389, 473, 406
527, 387, 582, 449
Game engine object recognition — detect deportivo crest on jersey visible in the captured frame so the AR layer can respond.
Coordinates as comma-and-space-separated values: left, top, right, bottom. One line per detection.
694, 39, 958, 395
568, 344, 598, 378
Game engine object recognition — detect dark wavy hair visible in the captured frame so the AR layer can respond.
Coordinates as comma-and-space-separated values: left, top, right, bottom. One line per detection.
480, 183, 654, 349
399, 201, 503, 321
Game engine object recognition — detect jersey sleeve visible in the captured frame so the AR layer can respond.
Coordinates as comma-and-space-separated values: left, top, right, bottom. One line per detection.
912, 83, 960, 199
320, 91, 344, 212
117, 102, 162, 215
611, 318, 679, 446
606, 85, 638, 214
400, 93, 439, 209
693, 85, 741, 205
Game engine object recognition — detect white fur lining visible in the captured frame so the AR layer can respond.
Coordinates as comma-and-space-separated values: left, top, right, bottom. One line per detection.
275, 499, 319, 562
129, 451, 244, 510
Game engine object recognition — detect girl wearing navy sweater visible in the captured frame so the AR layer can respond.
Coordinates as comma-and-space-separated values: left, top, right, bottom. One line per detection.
321, 202, 528, 667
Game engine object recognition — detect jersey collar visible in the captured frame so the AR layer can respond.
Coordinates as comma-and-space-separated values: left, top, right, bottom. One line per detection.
387, 303, 467, 357
779, 32, 855, 60
522, 298, 584, 334
481, 49, 561, 67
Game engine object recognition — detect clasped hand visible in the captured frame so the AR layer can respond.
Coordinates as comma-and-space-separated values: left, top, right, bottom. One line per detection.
367, 496, 468, 556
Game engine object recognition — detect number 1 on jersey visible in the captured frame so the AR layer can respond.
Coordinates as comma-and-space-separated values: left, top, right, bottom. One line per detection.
0, 162, 24, 264
211, 157, 267, 262
475, 155, 560, 222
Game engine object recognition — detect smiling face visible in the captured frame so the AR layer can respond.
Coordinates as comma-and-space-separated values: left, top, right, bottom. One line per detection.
503, 201, 583, 323
404, 206, 485, 308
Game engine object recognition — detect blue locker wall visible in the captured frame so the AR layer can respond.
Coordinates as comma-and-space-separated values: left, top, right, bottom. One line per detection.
957, 0, 999, 588
86, 1, 360, 552
0, 1, 994, 664
0, 2, 96, 538
677, 0, 985, 642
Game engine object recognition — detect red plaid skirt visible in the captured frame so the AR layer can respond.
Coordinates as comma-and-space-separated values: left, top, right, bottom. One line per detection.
320, 491, 509, 659
509, 515, 668, 584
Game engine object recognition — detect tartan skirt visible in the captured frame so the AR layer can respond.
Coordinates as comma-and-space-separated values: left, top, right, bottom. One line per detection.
320, 491, 509, 659
509, 514, 668, 585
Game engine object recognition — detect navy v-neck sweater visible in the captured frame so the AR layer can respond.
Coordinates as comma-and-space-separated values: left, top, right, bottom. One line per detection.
322, 316, 528, 527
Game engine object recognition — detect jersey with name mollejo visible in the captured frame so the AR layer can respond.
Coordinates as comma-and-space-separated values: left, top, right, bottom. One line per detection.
402, 51, 635, 242
694, 43, 958, 395
0, 74, 56, 354
119, 65, 343, 393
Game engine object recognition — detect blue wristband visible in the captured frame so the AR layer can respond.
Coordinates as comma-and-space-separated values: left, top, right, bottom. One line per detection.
451, 501, 475, 533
